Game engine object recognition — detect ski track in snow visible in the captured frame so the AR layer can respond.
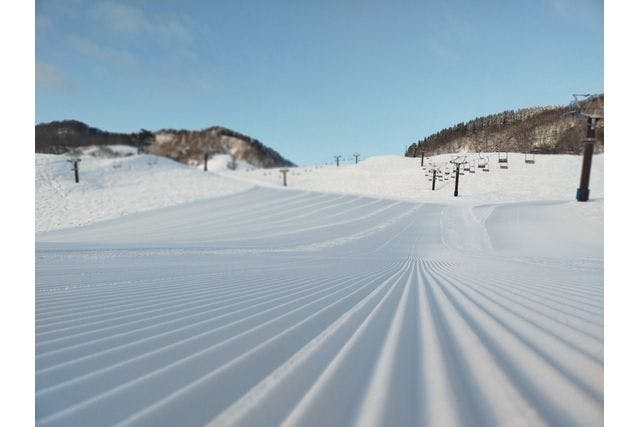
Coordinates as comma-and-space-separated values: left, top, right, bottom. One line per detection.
35, 154, 603, 427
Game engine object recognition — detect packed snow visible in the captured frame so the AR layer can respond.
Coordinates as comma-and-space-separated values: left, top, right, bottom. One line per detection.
222, 153, 603, 204
35, 150, 603, 426
36, 152, 603, 232
35, 153, 252, 232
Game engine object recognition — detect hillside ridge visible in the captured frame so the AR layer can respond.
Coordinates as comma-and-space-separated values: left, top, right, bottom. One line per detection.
35, 120, 295, 168
407, 94, 604, 156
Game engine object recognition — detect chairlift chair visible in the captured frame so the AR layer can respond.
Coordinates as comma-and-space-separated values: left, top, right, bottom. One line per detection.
478, 157, 490, 171
498, 152, 509, 169
525, 152, 535, 164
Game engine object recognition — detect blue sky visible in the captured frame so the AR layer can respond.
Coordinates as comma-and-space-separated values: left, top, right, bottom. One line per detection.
35, 0, 603, 165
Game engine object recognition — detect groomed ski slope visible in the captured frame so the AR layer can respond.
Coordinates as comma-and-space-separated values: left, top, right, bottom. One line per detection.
35, 153, 603, 427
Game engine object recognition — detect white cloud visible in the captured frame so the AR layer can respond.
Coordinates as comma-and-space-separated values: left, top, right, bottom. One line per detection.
67, 36, 137, 67
90, 0, 193, 44
545, 0, 603, 28
92, 1, 152, 34
548, 0, 575, 15
427, 40, 460, 60
36, 62, 72, 91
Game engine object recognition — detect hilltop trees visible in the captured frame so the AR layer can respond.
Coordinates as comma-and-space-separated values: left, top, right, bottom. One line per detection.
135, 129, 154, 154
408, 96, 604, 156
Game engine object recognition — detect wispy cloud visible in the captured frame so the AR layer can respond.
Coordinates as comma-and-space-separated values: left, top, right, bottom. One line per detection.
89, 1, 193, 44
67, 36, 137, 67
91, 1, 151, 34
545, 0, 602, 28
548, 0, 573, 15
37, 1, 214, 97
427, 40, 460, 61
36, 61, 73, 91
422, 10, 475, 62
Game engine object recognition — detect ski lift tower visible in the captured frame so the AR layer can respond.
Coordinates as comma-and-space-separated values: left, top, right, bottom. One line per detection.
280, 168, 289, 187
67, 158, 81, 183
450, 156, 468, 197
570, 94, 603, 202
203, 151, 212, 171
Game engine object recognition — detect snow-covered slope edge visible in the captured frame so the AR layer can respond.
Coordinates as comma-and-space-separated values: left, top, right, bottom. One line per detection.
36, 152, 603, 234
35, 153, 253, 232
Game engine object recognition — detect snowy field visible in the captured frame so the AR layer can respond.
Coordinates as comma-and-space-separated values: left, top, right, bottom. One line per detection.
35, 153, 253, 232
35, 151, 603, 426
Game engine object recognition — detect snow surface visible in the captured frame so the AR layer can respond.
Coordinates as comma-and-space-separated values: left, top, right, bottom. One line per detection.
35, 154, 252, 232
35, 151, 603, 426
36, 152, 603, 232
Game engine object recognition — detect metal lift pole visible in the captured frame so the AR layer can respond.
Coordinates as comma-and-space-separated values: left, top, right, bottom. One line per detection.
577, 117, 597, 201
67, 158, 81, 183
280, 168, 289, 187
73, 160, 79, 183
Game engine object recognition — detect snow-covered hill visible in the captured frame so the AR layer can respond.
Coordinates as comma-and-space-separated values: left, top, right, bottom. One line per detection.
35, 151, 604, 427
36, 151, 603, 232
35, 152, 253, 232
224, 152, 602, 204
